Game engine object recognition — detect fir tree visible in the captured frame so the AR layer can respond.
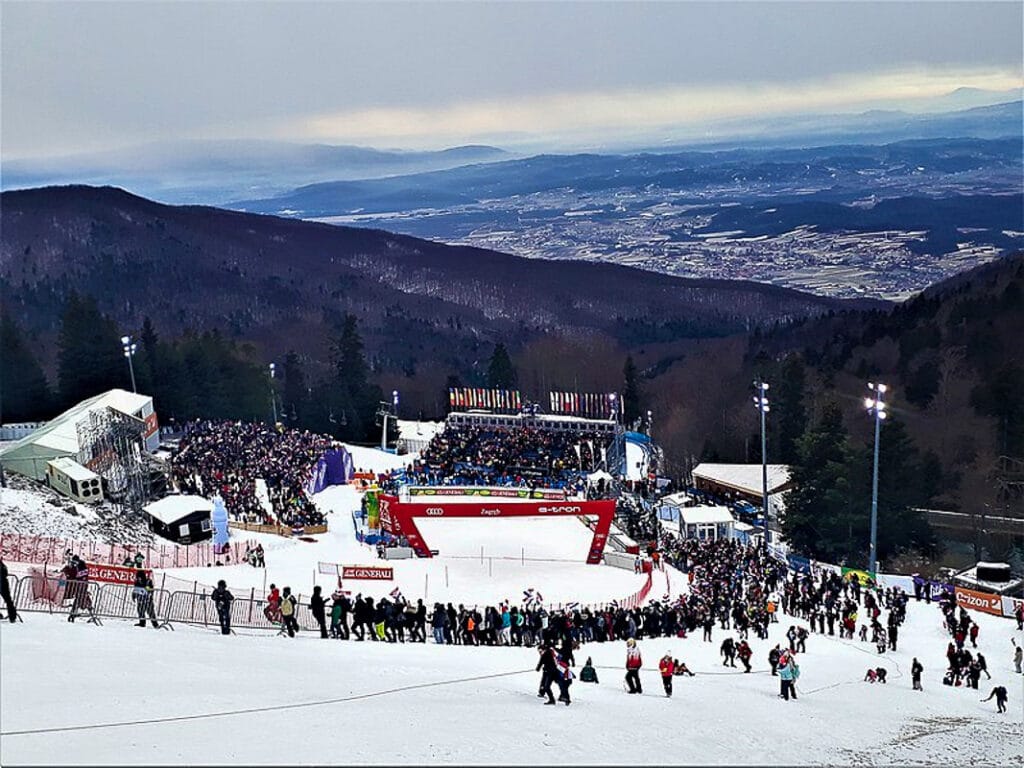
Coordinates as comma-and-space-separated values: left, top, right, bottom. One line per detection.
56, 292, 124, 407
486, 342, 517, 389
0, 313, 51, 421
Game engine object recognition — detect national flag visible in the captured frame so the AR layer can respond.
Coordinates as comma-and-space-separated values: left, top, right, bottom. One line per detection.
566, 601, 579, 611
390, 587, 405, 602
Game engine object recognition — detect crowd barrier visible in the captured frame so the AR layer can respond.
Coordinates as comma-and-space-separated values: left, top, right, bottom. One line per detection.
0, 532, 254, 569
229, 520, 329, 537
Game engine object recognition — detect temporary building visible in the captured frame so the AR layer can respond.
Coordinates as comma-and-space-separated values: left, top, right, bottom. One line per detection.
144, 495, 214, 545
0, 389, 158, 481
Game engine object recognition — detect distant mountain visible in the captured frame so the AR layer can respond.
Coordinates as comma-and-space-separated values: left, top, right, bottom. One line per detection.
0, 141, 511, 205
0, 186, 882, 377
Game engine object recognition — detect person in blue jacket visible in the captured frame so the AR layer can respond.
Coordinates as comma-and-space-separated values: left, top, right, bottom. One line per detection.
778, 651, 800, 701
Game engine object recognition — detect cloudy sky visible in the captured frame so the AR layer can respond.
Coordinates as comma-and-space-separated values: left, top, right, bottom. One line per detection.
2, 1, 1022, 158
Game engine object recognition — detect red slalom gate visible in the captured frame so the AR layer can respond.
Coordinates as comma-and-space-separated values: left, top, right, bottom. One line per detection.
377, 495, 615, 564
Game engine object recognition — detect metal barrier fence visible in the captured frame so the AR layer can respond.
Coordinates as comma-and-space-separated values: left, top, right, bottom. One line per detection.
0, 532, 255, 569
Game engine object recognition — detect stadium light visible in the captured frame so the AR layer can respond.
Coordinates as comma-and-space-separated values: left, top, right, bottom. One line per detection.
864, 381, 888, 577
268, 363, 278, 425
752, 379, 770, 558
120, 335, 137, 393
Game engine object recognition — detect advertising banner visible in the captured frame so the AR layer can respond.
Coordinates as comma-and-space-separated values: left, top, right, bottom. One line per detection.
407, 487, 566, 500
86, 563, 152, 585
341, 566, 394, 581
1002, 595, 1023, 620
306, 447, 355, 496
841, 567, 875, 586
955, 586, 1004, 616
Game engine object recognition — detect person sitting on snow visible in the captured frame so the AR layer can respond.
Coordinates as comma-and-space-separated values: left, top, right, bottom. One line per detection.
579, 657, 599, 683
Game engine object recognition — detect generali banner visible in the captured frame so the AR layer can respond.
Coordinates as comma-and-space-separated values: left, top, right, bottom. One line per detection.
86, 563, 151, 585
955, 586, 1004, 616
341, 565, 394, 581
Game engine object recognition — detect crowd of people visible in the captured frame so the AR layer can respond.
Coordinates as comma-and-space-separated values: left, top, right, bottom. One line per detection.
170, 420, 330, 528
398, 423, 612, 493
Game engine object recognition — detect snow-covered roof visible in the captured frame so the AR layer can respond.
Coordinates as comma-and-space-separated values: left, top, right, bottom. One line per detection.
692, 463, 791, 496
0, 389, 152, 459
46, 457, 98, 482
680, 506, 735, 525
659, 491, 694, 507
144, 495, 213, 525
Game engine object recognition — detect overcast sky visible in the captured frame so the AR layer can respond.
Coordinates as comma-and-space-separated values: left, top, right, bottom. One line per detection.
3, 1, 1022, 158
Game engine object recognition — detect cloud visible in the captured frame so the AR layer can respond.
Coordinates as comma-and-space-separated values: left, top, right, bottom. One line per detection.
294, 68, 1024, 148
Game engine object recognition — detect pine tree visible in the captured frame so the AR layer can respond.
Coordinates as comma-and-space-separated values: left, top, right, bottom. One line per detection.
622, 355, 642, 426
56, 292, 125, 407
486, 342, 517, 389
782, 401, 861, 561
0, 313, 51, 421
331, 314, 382, 442
773, 355, 808, 465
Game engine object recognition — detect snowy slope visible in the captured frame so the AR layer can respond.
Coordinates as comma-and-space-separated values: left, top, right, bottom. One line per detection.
1, 596, 1020, 766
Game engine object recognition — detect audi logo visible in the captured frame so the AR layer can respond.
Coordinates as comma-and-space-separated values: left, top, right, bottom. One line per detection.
425, 508, 444, 516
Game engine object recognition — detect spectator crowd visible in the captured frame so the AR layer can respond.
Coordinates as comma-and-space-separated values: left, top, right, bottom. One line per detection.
170, 420, 331, 529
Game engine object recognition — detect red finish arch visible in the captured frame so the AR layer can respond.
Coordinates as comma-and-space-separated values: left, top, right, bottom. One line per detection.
378, 495, 615, 564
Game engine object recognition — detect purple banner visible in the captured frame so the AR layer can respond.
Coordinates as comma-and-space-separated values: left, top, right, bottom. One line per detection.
306, 447, 354, 496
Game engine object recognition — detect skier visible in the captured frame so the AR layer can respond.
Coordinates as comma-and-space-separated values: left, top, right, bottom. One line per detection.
911, 658, 923, 690
981, 686, 1008, 714
737, 640, 753, 673
625, 637, 643, 694
211, 579, 233, 635
309, 585, 328, 639
132, 568, 158, 628
768, 645, 782, 676
580, 657, 599, 683
659, 652, 675, 697
0, 558, 17, 623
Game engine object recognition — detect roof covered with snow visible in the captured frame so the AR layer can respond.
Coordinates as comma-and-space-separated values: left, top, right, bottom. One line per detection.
46, 457, 99, 482
0, 389, 152, 461
143, 495, 213, 526
680, 506, 735, 525
692, 463, 791, 496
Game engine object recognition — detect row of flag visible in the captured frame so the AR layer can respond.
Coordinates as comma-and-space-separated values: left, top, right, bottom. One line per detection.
449, 388, 522, 412
548, 391, 619, 419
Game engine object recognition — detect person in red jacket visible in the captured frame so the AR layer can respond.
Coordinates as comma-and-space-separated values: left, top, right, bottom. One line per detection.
625, 638, 643, 694
659, 652, 675, 697
969, 623, 979, 648
264, 584, 282, 624
737, 640, 753, 673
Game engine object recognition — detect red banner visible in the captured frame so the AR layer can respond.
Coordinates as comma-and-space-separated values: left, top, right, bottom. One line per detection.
341, 565, 394, 581
86, 562, 151, 585
144, 412, 159, 439
955, 586, 1004, 616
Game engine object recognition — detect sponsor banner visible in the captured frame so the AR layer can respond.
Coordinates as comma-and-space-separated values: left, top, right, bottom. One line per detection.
955, 586, 1003, 616
787, 554, 812, 574
841, 567, 875, 586
143, 412, 160, 438
306, 447, 355, 496
86, 562, 151, 585
341, 565, 394, 581
318, 561, 340, 576
407, 487, 566, 501
1002, 595, 1023, 620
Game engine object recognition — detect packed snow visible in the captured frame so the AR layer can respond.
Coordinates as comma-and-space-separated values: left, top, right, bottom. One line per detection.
1, 592, 1020, 765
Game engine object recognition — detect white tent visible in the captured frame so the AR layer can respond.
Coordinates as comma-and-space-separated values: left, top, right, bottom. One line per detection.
0, 389, 156, 481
